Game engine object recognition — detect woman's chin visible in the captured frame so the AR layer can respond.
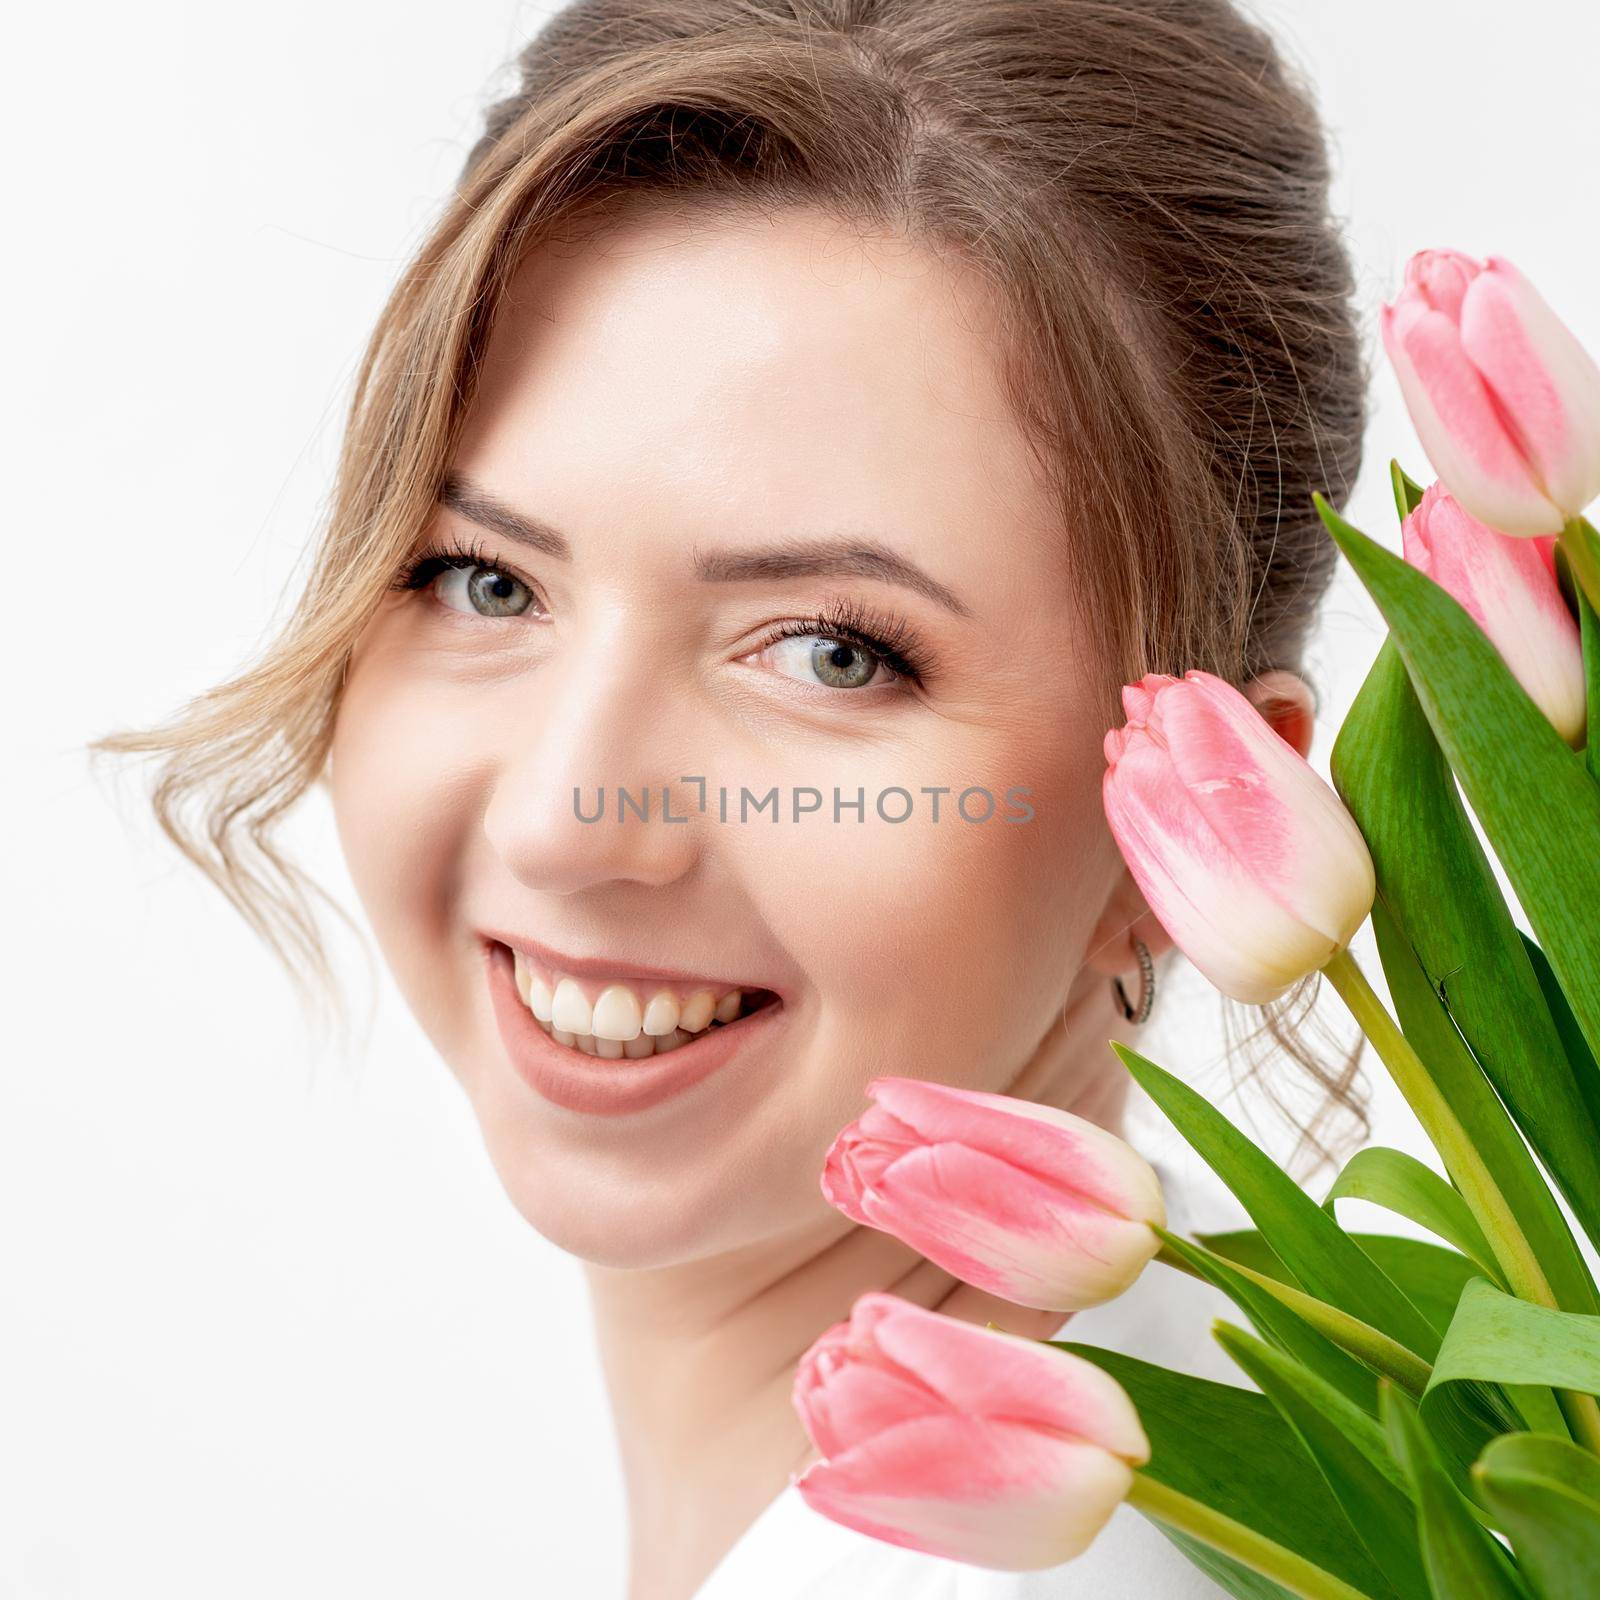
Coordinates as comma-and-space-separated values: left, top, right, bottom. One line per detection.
475, 1145, 780, 1269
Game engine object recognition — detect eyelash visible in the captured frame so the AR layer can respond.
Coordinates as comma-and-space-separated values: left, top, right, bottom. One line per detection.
390, 535, 520, 600
758, 596, 931, 685
390, 535, 935, 686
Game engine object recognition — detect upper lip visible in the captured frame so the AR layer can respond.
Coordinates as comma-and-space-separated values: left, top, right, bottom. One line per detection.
480, 928, 783, 998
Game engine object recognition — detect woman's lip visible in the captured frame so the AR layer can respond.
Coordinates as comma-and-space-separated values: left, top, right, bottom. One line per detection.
483, 939, 785, 1116
478, 927, 784, 1000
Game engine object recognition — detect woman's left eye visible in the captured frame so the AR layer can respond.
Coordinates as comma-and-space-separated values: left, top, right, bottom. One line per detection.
756, 633, 900, 690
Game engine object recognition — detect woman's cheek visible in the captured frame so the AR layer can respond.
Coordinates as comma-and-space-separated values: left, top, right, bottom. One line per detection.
328, 653, 484, 1053
732, 760, 1089, 1071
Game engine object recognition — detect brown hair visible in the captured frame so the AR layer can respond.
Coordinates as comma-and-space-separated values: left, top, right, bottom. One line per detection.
90, 0, 1370, 1172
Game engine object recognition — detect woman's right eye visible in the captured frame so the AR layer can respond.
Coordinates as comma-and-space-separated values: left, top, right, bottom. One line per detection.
435, 562, 538, 619
403, 554, 546, 620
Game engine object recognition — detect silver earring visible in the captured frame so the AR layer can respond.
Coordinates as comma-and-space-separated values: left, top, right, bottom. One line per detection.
1112, 936, 1155, 1024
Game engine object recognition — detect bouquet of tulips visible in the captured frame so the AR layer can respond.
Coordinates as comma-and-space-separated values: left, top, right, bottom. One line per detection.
787, 251, 1600, 1600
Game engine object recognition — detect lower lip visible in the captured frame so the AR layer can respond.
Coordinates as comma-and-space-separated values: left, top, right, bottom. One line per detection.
483, 940, 784, 1116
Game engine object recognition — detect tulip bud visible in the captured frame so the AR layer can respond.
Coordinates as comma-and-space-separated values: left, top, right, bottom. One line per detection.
792, 1291, 1148, 1569
821, 1076, 1164, 1311
1101, 670, 1374, 1004
1403, 483, 1585, 746
1382, 250, 1600, 537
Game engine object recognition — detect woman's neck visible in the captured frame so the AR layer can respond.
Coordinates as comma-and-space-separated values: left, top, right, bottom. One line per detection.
586, 964, 1135, 1600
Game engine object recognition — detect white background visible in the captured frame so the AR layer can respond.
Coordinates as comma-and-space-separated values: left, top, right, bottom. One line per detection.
6, 2, 1599, 1595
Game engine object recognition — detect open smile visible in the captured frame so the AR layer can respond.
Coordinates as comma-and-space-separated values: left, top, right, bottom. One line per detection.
482, 938, 786, 1115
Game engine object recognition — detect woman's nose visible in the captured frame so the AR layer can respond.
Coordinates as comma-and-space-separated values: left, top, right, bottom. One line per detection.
480, 641, 704, 897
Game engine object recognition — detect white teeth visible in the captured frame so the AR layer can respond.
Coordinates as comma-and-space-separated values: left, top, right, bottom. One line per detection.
642, 991, 681, 1036
678, 990, 716, 1033
528, 975, 554, 1024
551, 978, 594, 1036
509, 948, 771, 1063
592, 984, 643, 1042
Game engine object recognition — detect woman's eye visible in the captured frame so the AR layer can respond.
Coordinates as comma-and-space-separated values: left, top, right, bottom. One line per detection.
761, 633, 898, 690
434, 563, 539, 619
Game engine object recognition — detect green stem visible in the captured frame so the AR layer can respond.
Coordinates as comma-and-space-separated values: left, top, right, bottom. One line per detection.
1323, 948, 1551, 1304
1561, 517, 1600, 618
1155, 1243, 1432, 1395
1127, 1474, 1376, 1600
1321, 946, 1600, 1453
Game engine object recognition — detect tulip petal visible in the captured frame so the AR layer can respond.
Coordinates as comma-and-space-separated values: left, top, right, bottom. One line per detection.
1404, 486, 1586, 745
856, 1139, 1160, 1310
1383, 297, 1565, 537
1462, 259, 1600, 520
1533, 534, 1559, 584
856, 1296, 1149, 1461
1162, 674, 1374, 947
862, 1077, 1165, 1224
795, 1344, 946, 1460
820, 1099, 940, 1216
795, 1417, 1134, 1570
1120, 676, 1173, 724
1407, 249, 1477, 322
1103, 743, 1341, 1002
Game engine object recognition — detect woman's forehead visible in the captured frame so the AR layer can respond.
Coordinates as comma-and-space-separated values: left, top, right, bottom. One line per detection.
455, 204, 1064, 585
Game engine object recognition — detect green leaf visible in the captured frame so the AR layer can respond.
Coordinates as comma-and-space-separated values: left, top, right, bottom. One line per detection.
1474, 1434, 1600, 1600
1153, 1529, 1297, 1600
1330, 634, 1600, 1288
1159, 1229, 1381, 1413
1323, 1148, 1501, 1286
1559, 517, 1600, 783
1317, 496, 1600, 1086
1205, 1221, 1526, 1476
1427, 1278, 1600, 1409
1419, 1274, 1593, 1471
1582, 559, 1599, 783
1519, 932, 1600, 1146
1391, 459, 1426, 520
1056, 1342, 1393, 1598
1201, 1230, 1481, 1337
1381, 1384, 1532, 1599
1479, 1432, 1600, 1520
1115, 1044, 1440, 1358
1215, 1324, 1424, 1600
1364, 896, 1598, 1320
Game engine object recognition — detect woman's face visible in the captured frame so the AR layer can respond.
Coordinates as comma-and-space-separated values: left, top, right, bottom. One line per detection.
329, 202, 1133, 1267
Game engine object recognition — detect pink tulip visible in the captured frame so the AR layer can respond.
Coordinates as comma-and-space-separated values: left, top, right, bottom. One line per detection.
1533, 535, 1560, 586
821, 1077, 1164, 1311
791, 1291, 1148, 1568
1403, 483, 1585, 746
1102, 671, 1374, 1005
1382, 251, 1600, 537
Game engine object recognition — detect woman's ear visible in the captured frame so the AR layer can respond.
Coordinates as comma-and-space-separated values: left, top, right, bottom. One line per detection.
1244, 668, 1317, 758
1082, 861, 1175, 979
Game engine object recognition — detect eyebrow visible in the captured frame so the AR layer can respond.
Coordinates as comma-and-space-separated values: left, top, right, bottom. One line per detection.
439, 473, 572, 560
437, 472, 974, 620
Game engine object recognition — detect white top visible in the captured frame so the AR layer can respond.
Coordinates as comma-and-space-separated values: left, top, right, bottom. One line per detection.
691, 1153, 1243, 1600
